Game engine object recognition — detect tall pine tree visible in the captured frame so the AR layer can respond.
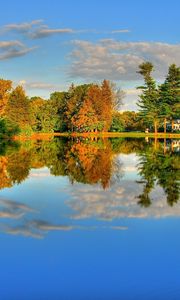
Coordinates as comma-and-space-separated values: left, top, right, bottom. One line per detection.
159, 64, 180, 132
137, 62, 159, 133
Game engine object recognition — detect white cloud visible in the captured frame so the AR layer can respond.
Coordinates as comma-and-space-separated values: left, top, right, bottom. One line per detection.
0, 197, 77, 239
124, 88, 140, 95
0, 198, 34, 212
29, 220, 74, 232
69, 39, 180, 81
0, 198, 34, 219
111, 29, 131, 33
1, 20, 74, 40
27, 82, 56, 90
0, 40, 24, 49
6, 227, 43, 239
30, 27, 74, 39
0, 40, 37, 60
109, 226, 128, 230
3, 20, 43, 33
0, 211, 24, 219
18, 80, 58, 91
29, 172, 50, 177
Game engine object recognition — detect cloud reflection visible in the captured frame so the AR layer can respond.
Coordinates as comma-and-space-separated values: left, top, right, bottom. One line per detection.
0, 198, 34, 219
67, 181, 180, 220
0, 197, 77, 238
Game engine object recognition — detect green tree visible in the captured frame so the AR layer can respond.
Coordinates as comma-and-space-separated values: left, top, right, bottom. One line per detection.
5, 86, 31, 131
137, 62, 159, 133
110, 112, 124, 132
0, 118, 20, 138
38, 100, 58, 133
50, 91, 68, 132
159, 64, 180, 132
30, 97, 45, 132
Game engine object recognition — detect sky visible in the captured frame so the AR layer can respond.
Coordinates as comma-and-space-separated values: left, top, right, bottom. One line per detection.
0, 0, 180, 110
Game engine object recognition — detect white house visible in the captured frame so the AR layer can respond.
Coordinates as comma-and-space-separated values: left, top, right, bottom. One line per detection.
167, 119, 180, 131
173, 119, 180, 131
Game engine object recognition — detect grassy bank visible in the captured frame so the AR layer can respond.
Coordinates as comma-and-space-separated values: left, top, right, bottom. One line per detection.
14, 132, 180, 140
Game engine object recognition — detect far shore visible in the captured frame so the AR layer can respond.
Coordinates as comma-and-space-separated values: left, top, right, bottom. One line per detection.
13, 132, 180, 140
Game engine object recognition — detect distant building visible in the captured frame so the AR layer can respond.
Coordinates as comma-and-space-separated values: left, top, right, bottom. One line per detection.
172, 140, 180, 152
167, 119, 180, 131
173, 119, 180, 131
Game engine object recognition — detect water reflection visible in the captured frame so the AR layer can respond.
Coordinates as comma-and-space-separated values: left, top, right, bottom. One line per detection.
137, 143, 179, 207
0, 137, 179, 197
0, 137, 179, 238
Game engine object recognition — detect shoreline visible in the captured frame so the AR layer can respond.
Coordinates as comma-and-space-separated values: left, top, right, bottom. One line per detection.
13, 132, 180, 140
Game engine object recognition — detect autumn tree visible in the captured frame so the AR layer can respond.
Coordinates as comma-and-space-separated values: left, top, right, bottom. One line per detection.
86, 84, 103, 124
0, 79, 12, 117
65, 84, 91, 131
71, 98, 99, 132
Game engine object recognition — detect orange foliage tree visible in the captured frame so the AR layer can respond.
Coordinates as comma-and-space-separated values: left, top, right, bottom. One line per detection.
0, 79, 12, 116
71, 98, 99, 132
0, 157, 12, 189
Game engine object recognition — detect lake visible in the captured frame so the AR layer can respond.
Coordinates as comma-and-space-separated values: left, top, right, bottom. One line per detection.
0, 137, 179, 300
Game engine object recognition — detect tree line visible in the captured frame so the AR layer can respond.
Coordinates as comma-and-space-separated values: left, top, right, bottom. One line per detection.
0, 62, 179, 137
0, 80, 124, 137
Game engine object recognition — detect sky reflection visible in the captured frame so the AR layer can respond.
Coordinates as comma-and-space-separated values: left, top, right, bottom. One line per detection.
0, 138, 180, 300
0, 138, 179, 238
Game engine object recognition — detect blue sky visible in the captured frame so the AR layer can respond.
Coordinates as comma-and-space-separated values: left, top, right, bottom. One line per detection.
0, 0, 179, 110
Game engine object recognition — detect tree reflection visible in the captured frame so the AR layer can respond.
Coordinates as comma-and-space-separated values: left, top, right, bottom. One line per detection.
137, 139, 180, 207
64, 139, 114, 188
0, 138, 124, 190
0, 138, 179, 205
0, 156, 12, 189
0, 140, 20, 189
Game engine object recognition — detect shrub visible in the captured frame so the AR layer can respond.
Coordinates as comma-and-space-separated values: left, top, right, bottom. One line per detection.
0, 118, 20, 139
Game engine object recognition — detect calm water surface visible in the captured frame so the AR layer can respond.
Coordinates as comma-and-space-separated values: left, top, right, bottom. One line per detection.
0, 137, 179, 300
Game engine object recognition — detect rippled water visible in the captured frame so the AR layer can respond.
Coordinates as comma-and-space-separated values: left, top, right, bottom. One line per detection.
0, 137, 179, 299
